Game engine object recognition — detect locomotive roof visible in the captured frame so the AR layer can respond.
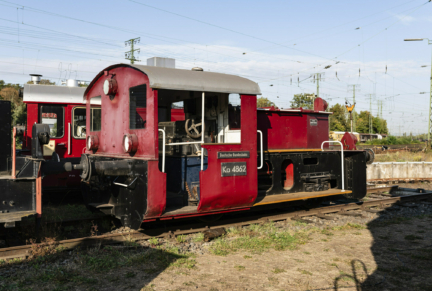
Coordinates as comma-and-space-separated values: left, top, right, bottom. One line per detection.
85, 63, 262, 96
23, 84, 86, 104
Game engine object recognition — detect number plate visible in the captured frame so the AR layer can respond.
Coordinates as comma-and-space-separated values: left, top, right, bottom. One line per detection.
310, 118, 318, 126
221, 162, 247, 177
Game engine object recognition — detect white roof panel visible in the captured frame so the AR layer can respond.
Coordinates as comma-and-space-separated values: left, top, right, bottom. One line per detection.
23, 84, 86, 104
85, 64, 261, 97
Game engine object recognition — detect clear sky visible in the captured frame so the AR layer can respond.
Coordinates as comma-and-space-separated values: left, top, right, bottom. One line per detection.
1, 0, 431, 135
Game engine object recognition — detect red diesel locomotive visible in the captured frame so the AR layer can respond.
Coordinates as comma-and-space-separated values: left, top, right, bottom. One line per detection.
67, 64, 372, 229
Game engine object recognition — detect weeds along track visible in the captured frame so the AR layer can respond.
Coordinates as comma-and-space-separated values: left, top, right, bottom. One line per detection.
1, 186, 431, 261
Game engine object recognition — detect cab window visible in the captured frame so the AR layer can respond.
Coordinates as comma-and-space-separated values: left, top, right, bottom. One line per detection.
72, 107, 86, 138
90, 96, 101, 132
40, 105, 64, 138
130, 84, 146, 129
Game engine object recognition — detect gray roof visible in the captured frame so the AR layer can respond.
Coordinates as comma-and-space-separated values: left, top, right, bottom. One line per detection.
85, 64, 261, 96
23, 84, 86, 104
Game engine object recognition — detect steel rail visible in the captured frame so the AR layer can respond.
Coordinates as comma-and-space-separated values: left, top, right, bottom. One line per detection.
1, 188, 431, 261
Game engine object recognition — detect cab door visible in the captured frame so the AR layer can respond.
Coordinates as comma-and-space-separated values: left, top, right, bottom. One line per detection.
199, 95, 258, 212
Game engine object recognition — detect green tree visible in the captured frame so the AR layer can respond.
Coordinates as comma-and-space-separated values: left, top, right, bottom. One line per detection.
329, 104, 348, 131
0, 87, 20, 106
354, 111, 388, 134
12, 103, 26, 125
0, 80, 20, 91
257, 97, 276, 108
26, 79, 56, 85
356, 111, 371, 133
289, 93, 314, 109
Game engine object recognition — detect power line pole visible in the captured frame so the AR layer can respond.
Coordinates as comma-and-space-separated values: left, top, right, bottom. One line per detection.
313, 73, 324, 99
380, 100, 383, 118
367, 94, 375, 134
125, 37, 141, 64
348, 84, 360, 132
377, 100, 380, 119
404, 38, 432, 146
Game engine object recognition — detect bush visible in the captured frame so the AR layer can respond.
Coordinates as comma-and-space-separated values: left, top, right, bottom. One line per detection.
363, 135, 421, 145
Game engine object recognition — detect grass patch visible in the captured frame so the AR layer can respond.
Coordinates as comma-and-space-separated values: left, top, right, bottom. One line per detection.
234, 265, 245, 271
122, 234, 140, 248
321, 229, 334, 236
339, 271, 355, 282
374, 150, 432, 163
192, 233, 204, 242
148, 237, 159, 246
332, 223, 366, 231
298, 268, 312, 275
183, 281, 196, 286
176, 235, 187, 243
272, 268, 285, 274
243, 255, 252, 259
209, 222, 308, 256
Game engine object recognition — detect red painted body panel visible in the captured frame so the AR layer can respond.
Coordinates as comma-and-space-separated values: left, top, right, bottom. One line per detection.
341, 132, 358, 150
171, 108, 185, 121
314, 98, 328, 111
85, 67, 158, 160
24, 102, 86, 189
199, 95, 258, 212
146, 160, 167, 217
257, 110, 329, 150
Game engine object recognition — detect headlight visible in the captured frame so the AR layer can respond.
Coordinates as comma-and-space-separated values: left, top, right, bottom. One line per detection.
123, 134, 138, 153
86, 135, 99, 151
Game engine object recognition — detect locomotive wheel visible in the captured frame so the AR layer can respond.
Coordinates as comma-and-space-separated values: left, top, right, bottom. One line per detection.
198, 213, 223, 223
185, 118, 203, 139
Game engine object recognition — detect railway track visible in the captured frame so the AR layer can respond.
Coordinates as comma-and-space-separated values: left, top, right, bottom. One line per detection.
1, 186, 431, 261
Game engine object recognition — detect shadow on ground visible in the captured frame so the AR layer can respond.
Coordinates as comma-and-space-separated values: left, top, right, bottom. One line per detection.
329, 202, 432, 291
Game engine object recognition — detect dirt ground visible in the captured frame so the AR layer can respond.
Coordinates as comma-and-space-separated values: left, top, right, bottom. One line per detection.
1, 206, 431, 291
137, 218, 432, 291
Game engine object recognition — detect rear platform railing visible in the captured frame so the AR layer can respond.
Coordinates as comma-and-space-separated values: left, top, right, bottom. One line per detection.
321, 140, 345, 191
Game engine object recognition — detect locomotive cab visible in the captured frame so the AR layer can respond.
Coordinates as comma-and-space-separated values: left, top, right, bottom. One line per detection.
77, 64, 260, 228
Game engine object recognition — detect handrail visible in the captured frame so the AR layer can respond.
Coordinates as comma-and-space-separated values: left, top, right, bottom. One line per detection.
201, 92, 205, 171
257, 130, 263, 169
166, 141, 202, 146
321, 140, 345, 191
158, 129, 166, 173
68, 123, 71, 155
12, 127, 16, 179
